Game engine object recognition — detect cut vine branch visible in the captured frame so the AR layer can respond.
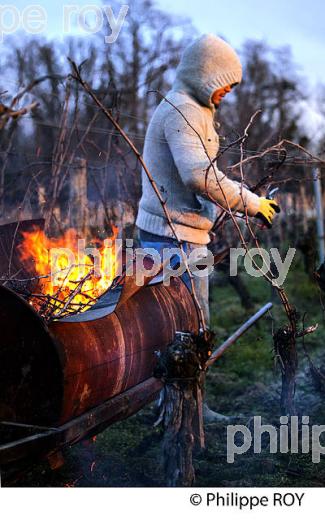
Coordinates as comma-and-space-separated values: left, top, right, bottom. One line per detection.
69, 59, 207, 331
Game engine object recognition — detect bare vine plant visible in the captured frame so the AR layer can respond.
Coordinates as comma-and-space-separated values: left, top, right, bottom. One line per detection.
141, 90, 324, 415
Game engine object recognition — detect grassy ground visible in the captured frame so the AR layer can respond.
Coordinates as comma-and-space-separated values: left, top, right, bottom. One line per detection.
6, 247, 325, 487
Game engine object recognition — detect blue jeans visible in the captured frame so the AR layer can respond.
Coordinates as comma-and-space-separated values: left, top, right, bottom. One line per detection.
138, 229, 210, 325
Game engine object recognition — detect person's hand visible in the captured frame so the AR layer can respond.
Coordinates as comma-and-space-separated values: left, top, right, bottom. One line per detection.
255, 197, 281, 228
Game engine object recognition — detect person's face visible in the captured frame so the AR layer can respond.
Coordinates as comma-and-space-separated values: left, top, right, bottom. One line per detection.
211, 83, 237, 107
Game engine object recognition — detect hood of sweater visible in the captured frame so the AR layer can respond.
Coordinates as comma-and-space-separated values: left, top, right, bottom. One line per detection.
172, 34, 242, 108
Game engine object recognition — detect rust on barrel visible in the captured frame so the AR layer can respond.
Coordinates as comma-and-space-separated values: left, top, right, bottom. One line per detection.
49, 276, 199, 424
0, 218, 199, 455
0, 276, 199, 428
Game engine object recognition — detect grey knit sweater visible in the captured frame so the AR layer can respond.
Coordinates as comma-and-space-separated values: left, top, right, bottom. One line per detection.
136, 34, 261, 245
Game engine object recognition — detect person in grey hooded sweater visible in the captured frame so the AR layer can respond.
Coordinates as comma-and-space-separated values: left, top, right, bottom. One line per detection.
136, 34, 280, 324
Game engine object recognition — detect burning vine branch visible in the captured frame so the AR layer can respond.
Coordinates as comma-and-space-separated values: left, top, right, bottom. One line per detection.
68, 59, 207, 331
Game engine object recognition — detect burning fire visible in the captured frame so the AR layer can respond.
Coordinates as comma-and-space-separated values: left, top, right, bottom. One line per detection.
18, 226, 119, 317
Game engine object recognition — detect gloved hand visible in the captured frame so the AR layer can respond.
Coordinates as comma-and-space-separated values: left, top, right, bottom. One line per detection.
255, 197, 281, 228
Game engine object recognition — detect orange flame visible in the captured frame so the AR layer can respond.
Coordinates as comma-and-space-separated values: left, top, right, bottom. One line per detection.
18, 226, 119, 316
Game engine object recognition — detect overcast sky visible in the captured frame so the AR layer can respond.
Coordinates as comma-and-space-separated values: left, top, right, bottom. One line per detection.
157, 0, 325, 87
5, 0, 325, 136
156, 0, 325, 136
7, 0, 325, 86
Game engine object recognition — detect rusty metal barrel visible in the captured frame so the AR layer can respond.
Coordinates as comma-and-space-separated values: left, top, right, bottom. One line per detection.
0, 276, 199, 427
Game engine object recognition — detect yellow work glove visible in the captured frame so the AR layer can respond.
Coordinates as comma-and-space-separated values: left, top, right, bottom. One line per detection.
255, 197, 281, 228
